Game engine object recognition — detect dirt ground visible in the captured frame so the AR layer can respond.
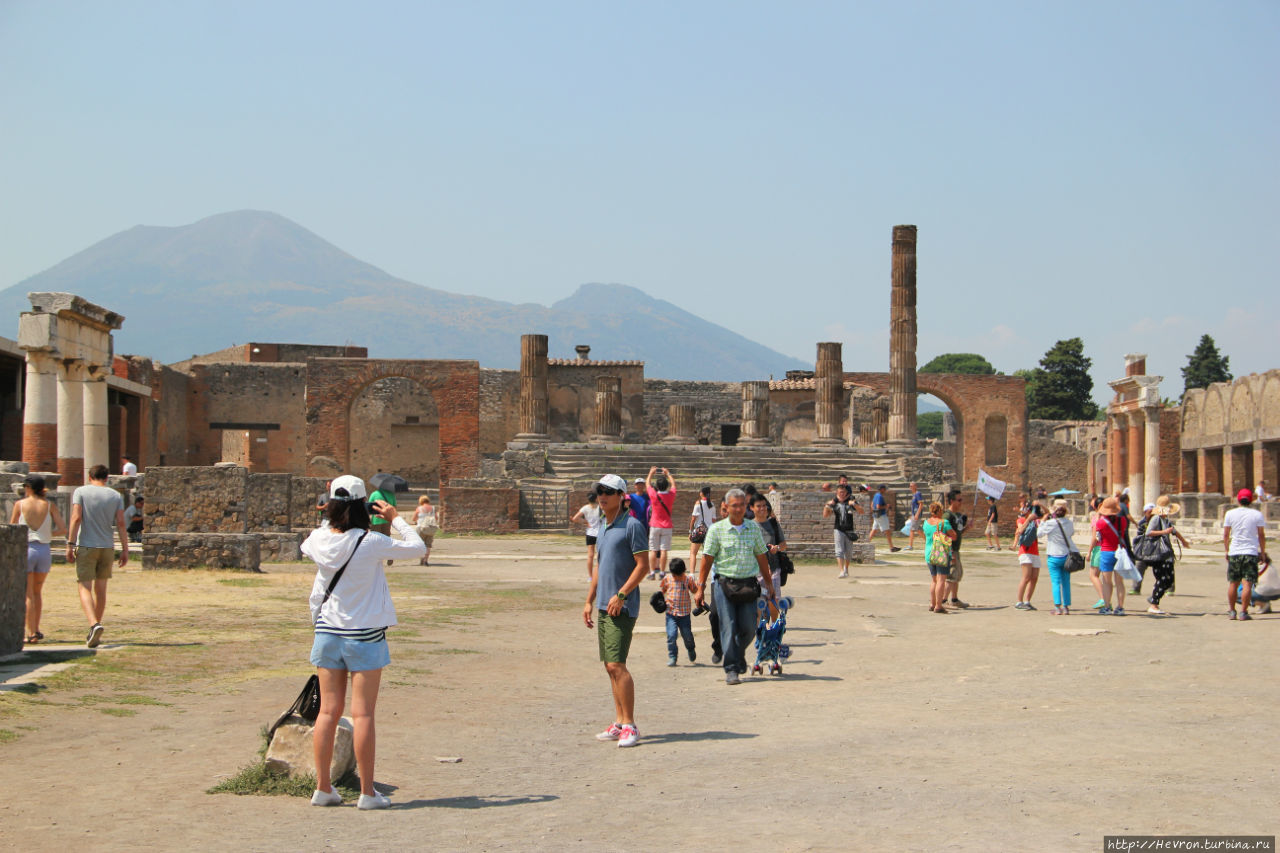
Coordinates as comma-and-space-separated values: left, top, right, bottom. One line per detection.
1, 532, 1275, 852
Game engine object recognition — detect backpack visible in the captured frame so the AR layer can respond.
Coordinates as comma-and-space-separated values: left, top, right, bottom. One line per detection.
927, 521, 952, 568
1017, 519, 1038, 549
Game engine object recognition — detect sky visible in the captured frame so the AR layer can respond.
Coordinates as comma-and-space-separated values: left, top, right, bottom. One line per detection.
1, 0, 1276, 404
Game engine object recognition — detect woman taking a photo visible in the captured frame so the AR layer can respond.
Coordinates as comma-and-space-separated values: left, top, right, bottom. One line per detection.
688, 486, 717, 575
11, 474, 67, 644
303, 475, 425, 810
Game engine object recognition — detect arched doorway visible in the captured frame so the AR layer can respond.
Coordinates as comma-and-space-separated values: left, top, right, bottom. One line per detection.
347, 376, 441, 486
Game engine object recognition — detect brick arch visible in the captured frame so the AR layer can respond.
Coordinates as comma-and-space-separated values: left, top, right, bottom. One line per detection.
843, 372, 1028, 487
305, 358, 479, 484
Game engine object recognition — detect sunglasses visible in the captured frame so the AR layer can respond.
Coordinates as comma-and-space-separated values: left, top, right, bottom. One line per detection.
594, 486, 622, 496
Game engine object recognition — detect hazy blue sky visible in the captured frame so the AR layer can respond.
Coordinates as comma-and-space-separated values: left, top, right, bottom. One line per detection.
2, 1, 1276, 402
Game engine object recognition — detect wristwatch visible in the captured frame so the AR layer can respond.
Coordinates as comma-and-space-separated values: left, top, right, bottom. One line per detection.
615, 591, 627, 601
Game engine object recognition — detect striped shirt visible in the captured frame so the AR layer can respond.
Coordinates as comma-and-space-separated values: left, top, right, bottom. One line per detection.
701, 518, 767, 579
314, 620, 387, 643
661, 574, 698, 617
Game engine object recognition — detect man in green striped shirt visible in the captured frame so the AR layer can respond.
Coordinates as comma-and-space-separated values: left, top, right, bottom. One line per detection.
696, 488, 772, 685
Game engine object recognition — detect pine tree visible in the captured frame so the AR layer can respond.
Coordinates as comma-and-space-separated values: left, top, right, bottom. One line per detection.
1181, 334, 1232, 393
1023, 338, 1099, 420
919, 353, 998, 375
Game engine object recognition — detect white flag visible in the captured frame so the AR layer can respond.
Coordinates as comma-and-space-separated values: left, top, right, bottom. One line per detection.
976, 469, 1006, 499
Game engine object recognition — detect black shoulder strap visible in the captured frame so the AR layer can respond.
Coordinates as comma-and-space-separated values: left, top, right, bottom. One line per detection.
321, 530, 370, 605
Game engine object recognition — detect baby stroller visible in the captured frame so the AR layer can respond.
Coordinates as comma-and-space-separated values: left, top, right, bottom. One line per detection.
751, 597, 793, 675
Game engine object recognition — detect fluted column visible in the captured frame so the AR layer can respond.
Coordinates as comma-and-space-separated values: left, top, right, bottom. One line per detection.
83, 366, 110, 475
57, 360, 86, 486
739, 381, 771, 445
515, 333, 549, 441
1127, 412, 1144, 502
1143, 404, 1161, 505
22, 351, 58, 472
813, 342, 845, 445
590, 376, 622, 441
888, 225, 918, 443
872, 397, 890, 444
663, 405, 696, 444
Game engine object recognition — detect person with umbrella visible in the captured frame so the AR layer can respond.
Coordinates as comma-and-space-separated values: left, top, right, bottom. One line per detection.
368, 473, 407, 533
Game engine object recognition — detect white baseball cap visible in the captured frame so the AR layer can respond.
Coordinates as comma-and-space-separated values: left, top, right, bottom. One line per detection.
329, 475, 367, 500
597, 474, 628, 493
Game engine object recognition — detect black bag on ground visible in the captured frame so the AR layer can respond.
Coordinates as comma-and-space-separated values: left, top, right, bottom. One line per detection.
719, 576, 761, 603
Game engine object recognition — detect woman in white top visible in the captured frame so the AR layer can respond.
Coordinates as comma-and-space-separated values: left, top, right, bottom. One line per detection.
10, 475, 67, 644
570, 493, 603, 578
1037, 499, 1077, 615
302, 475, 425, 810
688, 486, 717, 576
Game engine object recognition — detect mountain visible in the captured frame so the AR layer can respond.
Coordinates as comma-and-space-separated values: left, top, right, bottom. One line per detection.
0, 211, 805, 380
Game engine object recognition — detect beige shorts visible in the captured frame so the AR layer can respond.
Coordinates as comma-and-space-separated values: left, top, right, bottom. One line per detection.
984, 522, 998, 537
75, 547, 114, 583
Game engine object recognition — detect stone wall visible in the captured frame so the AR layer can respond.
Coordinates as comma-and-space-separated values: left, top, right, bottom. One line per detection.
141, 533, 260, 571
642, 380, 741, 444
1181, 370, 1280, 496
440, 483, 520, 533
246, 473, 293, 532
1028, 434, 1089, 494
479, 369, 520, 455
290, 476, 329, 530
147, 466, 249, 533
548, 363, 646, 443
0, 524, 27, 655
189, 362, 308, 474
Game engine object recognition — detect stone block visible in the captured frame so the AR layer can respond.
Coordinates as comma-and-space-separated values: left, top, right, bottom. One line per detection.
0, 461, 30, 475
259, 532, 306, 562
141, 533, 261, 571
0, 524, 26, 654
501, 448, 546, 479
264, 716, 355, 781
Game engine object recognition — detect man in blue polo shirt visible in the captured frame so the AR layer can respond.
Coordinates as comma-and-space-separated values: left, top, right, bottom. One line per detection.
696, 488, 772, 685
584, 474, 651, 747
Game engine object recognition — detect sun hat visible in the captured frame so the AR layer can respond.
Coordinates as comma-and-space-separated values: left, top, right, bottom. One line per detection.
1142, 503, 1156, 513
1155, 495, 1181, 516
1237, 488, 1254, 502
597, 474, 628, 493
1099, 497, 1120, 516
1053, 499, 1068, 510
329, 475, 367, 501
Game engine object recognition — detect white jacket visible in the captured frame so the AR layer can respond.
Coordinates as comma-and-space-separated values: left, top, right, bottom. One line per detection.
303, 517, 425, 629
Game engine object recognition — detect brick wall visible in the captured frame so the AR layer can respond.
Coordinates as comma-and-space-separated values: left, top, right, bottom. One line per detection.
440, 483, 519, 533
189, 362, 308, 473
479, 369, 520, 454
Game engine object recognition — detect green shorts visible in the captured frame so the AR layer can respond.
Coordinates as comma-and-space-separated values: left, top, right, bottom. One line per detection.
597, 611, 637, 664
1228, 554, 1260, 584
75, 547, 115, 583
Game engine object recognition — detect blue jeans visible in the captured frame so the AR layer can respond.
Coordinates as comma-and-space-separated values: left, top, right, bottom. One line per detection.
665, 613, 695, 660
1047, 555, 1071, 607
712, 580, 758, 674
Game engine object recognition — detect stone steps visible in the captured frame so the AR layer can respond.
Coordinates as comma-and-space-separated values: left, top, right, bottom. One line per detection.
545, 443, 904, 483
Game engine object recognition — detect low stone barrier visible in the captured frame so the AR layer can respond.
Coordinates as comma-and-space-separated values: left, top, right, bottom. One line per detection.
142, 533, 261, 571
0, 524, 27, 655
259, 532, 306, 562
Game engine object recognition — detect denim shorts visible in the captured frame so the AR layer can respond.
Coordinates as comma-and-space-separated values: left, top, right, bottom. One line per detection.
310, 632, 390, 672
1097, 550, 1117, 573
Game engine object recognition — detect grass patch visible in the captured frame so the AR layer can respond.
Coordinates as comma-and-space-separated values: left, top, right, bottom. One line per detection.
208, 762, 320, 798
0, 729, 18, 744
217, 577, 270, 587
428, 648, 480, 655
113, 695, 172, 706
95, 707, 137, 717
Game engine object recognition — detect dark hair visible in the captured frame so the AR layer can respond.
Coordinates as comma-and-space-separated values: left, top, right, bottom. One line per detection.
23, 475, 46, 497
325, 495, 372, 532
654, 475, 669, 491
88, 464, 110, 481
587, 492, 598, 504
742, 483, 757, 496
700, 486, 711, 497
669, 557, 687, 575
947, 491, 961, 503
752, 495, 773, 516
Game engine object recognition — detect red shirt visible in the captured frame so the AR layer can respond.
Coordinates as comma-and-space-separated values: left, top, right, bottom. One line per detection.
1093, 515, 1128, 552
1016, 518, 1039, 556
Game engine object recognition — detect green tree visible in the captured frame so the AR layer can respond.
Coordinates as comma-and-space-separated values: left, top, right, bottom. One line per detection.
1022, 338, 1099, 420
919, 353, 998, 374
1181, 334, 1232, 393
917, 411, 944, 439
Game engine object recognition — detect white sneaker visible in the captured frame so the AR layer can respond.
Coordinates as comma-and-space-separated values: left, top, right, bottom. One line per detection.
357, 791, 392, 810
617, 724, 639, 747
837, 570, 848, 579
595, 722, 623, 741
311, 787, 342, 806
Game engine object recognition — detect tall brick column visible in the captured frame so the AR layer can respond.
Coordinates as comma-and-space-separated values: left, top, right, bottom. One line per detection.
83, 366, 110, 476
57, 360, 86, 486
590, 376, 622, 441
22, 351, 58, 472
515, 333, 549, 442
739, 381, 771, 445
888, 225, 918, 444
662, 405, 696, 444
813, 342, 845, 445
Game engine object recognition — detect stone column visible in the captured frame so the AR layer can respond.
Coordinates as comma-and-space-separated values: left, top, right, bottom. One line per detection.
888, 224, 918, 444
22, 351, 58, 472
57, 360, 86, 486
514, 333, 549, 441
1142, 404, 1161, 506
1128, 411, 1144, 502
589, 376, 622, 442
813, 342, 845, 445
739, 381, 771, 445
83, 366, 110, 476
663, 405, 696, 444
1109, 415, 1126, 495
871, 397, 890, 444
